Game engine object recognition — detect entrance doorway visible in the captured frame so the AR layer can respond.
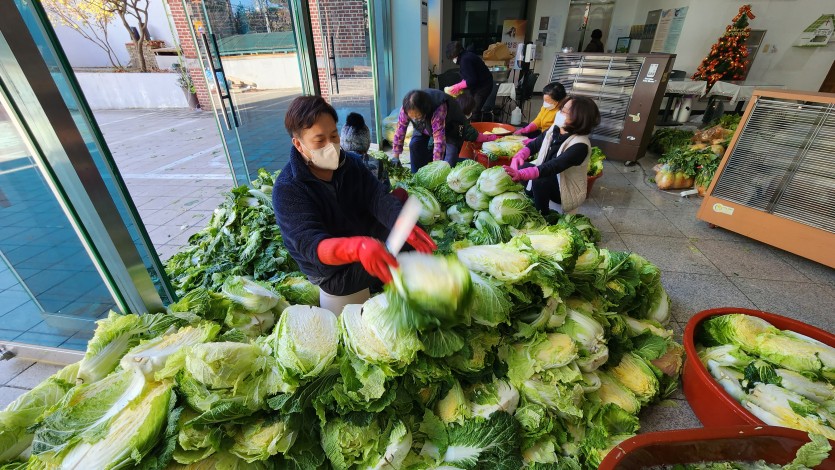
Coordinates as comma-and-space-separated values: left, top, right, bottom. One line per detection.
563, 1, 615, 53
182, 0, 309, 186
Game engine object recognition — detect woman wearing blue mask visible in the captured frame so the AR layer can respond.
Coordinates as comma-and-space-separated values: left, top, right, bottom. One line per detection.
391, 88, 467, 173
273, 96, 436, 313
503, 96, 601, 215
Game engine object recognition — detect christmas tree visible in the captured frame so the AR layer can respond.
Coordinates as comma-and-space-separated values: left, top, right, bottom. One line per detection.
692, 4, 756, 88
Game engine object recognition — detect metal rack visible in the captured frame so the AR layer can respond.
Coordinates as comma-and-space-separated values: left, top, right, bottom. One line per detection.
697, 89, 835, 268
549, 52, 675, 162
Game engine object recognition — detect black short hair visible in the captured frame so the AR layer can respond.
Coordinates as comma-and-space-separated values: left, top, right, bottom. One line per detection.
591, 29, 603, 39
284, 95, 338, 136
455, 91, 477, 116
542, 82, 567, 102
563, 96, 600, 136
402, 89, 433, 119
445, 41, 464, 60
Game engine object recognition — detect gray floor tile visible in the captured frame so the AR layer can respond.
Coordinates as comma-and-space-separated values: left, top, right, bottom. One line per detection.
0, 386, 27, 408
692, 239, 808, 282
639, 399, 702, 432
730, 278, 835, 332
0, 357, 34, 385
620, 234, 721, 275
605, 208, 684, 238
662, 209, 751, 242
599, 231, 628, 252
6, 362, 63, 389
640, 188, 701, 212
593, 187, 657, 210
575, 205, 615, 233
769, 249, 835, 286
661, 272, 756, 324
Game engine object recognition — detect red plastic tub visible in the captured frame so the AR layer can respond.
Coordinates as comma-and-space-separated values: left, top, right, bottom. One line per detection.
461, 122, 517, 161
599, 425, 835, 470
683, 307, 835, 427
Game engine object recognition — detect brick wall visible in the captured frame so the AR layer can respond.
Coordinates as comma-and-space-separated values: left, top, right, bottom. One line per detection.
308, 0, 372, 99
166, 0, 212, 110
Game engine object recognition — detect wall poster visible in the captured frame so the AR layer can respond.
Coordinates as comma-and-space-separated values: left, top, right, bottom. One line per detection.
502, 19, 528, 52
793, 14, 834, 47
651, 7, 687, 53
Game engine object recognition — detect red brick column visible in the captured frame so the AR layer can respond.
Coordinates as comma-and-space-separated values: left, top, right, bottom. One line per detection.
308, 0, 329, 100
166, 0, 212, 110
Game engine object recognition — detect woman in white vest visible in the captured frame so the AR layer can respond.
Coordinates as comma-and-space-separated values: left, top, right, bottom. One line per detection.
503, 96, 600, 214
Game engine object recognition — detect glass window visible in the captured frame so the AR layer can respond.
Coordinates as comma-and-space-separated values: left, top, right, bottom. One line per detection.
0, 102, 115, 350
451, 0, 528, 54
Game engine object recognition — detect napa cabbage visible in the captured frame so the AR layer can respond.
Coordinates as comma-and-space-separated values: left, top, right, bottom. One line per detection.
447, 204, 475, 226
414, 160, 452, 190
269, 305, 339, 382
465, 185, 490, 211
446, 160, 484, 193
477, 167, 523, 196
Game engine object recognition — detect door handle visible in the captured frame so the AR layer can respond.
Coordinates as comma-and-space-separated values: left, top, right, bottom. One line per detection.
201, 32, 239, 129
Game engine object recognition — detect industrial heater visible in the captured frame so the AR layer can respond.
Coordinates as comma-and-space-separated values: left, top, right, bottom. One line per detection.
697, 89, 835, 269
548, 52, 675, 162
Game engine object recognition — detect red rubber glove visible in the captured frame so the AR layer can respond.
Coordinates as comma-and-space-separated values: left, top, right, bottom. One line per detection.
317, 237, 398, 284
510, 147, 531, 170
476, 133, 499, 143
406, 226, 437, 253
391, 187, 408, 203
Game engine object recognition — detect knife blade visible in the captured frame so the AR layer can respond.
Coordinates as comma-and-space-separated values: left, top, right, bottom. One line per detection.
386, 196, 422, 257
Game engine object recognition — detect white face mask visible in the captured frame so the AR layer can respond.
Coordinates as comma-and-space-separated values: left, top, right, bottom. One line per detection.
553, 111, 567, 129
300, 141, 340, 170
542, 101, 556, 110
453, 57, 458, 64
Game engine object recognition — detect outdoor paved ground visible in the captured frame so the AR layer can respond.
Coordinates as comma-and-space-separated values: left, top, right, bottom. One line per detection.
94, 108, 233, 261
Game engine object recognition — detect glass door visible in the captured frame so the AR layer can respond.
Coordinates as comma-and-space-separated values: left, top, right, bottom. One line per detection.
1, 0, 170, 354
308, 0, 379, 140
182, 0, 310, 186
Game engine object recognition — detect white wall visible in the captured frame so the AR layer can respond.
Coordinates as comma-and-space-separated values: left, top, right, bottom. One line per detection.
76, 72, 188, 109
51, 0, 178, 68
615, 0, 833, 91
391, 0, 428, 106
530, 0, 570, 90
664, 0, 834, 91
222, 54, 302, 90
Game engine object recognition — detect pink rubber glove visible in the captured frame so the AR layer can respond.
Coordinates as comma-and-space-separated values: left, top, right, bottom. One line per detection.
510, 147, 531, 170
504, 165, 539, 182
514, 123, 536, 135
522, 138, 534, 145
477, 133, 499, 143
445, 80, 468, 97
516, 166, 540, 181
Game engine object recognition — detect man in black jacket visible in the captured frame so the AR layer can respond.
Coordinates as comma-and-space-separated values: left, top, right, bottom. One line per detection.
272, 96, 435, 313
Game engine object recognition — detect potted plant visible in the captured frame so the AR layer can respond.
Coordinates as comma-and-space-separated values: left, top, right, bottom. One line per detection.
173, 63, 199, 110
